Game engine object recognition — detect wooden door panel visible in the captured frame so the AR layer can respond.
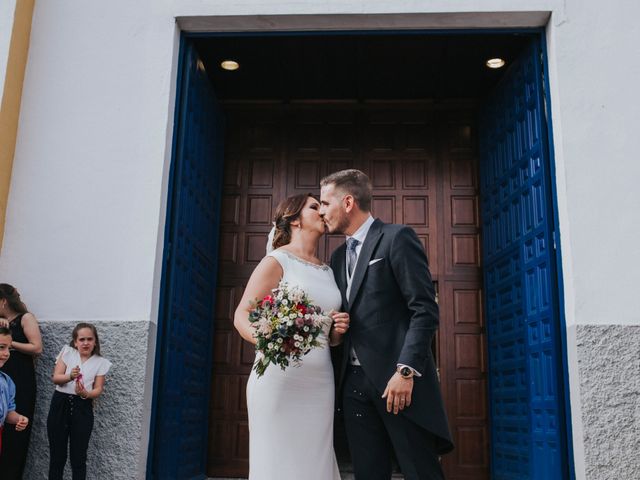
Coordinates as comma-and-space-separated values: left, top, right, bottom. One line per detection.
208, 102, 488, 480
362, 106, 439, 276
437, 110, 488, 479
439, 280, 489, 479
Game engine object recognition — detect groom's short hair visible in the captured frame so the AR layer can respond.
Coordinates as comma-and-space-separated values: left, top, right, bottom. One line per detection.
321, 169, 372, 212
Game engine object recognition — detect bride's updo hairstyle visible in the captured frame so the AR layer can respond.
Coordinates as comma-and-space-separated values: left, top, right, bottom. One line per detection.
272, 193, 314, 250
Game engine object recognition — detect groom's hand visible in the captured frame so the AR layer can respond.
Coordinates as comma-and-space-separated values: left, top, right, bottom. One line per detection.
331, 311, 350, 335
382, 373, 413, 414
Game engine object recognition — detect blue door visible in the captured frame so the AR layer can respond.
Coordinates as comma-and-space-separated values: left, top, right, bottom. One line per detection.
479, 40, 569, 479
148, 38, 224, 479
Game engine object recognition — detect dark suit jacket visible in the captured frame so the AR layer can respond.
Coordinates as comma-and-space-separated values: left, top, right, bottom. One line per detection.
331, 219, 453, 454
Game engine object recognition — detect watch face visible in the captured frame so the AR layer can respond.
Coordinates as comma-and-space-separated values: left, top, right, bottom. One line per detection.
400, 367, 411, 377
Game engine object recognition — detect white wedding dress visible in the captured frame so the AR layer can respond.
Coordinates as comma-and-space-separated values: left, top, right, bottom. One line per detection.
246, 248, 342, 480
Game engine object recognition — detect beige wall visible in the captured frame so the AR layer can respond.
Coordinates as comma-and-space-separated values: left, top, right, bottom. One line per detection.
0, 0, 34, 252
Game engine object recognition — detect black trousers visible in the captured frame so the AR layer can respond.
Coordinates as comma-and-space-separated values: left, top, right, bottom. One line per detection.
343, 366, 445, 480
47, 391, 94, 480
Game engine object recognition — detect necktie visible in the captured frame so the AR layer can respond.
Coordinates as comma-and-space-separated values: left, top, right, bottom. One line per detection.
347, 238, 360, 277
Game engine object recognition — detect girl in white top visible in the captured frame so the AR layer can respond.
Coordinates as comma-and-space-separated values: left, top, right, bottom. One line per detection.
47, 323, 111, 480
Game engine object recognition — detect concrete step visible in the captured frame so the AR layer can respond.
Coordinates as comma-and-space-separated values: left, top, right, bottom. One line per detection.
210, 475, 405, 480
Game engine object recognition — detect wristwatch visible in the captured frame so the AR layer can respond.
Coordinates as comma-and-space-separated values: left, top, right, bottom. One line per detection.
397, 366, 414, 379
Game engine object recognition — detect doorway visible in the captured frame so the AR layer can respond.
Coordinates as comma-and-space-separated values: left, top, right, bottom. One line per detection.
208, 100, 485, 479
149, 31, 570, 480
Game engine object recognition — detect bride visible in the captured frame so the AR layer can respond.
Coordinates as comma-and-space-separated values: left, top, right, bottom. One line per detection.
234, 193, 350, 480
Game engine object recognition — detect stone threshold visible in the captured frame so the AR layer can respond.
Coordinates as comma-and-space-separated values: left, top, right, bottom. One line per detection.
210, 475, 405, 479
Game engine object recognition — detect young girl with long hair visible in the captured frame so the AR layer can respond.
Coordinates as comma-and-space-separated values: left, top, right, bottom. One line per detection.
47, 323, 111, 480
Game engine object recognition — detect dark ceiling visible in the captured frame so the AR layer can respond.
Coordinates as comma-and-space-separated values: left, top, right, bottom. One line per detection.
194, 33, 532, 101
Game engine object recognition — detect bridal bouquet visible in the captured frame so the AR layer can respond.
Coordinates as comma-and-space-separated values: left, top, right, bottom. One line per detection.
248, 281, 330, 377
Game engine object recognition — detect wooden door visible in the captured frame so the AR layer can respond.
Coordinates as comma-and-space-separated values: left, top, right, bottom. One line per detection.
207, 102, 488, 479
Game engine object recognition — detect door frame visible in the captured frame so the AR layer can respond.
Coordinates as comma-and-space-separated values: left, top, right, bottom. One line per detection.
150, 19, 575, 479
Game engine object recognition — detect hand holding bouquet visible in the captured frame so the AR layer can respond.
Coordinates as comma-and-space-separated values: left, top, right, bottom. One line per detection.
248, 281, 330, 377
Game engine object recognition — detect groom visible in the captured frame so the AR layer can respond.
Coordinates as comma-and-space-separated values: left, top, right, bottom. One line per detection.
320, 169, 453, 480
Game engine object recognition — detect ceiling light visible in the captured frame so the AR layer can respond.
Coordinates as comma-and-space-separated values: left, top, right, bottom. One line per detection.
486, 58, 506, 69
221, 60, 239, 71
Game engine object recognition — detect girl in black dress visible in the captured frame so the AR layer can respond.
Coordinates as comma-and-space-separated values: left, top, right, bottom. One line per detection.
0, 284, 42, 479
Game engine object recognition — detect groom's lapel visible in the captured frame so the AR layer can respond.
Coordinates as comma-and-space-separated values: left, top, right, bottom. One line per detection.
333, 244, 348, 308
348, 219, 384, 306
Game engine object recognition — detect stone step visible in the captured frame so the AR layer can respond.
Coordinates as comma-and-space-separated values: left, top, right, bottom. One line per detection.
210, 475, 405, 480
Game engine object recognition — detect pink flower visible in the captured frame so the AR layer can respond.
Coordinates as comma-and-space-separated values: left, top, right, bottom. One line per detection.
261, 295, 274, 307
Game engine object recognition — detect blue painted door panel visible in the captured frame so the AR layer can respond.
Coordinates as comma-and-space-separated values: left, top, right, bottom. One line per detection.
150, 39, 224, 479
479, 40, 568, 480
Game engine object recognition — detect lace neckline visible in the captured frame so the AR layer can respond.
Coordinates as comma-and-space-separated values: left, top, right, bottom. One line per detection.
278, 250, 330, 271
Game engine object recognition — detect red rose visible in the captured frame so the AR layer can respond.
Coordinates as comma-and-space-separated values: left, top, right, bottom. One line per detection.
261, 295, 274, 307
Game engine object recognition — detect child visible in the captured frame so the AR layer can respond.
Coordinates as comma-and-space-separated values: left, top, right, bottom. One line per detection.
0, 326, 29, 454
47, 322, 111, 480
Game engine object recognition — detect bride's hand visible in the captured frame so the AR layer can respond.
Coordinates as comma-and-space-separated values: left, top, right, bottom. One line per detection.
331, 311, 350, 335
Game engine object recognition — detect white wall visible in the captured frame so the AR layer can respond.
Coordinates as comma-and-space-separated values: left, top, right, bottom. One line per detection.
0, 1, 177, 323
6, 0, 638, 328
547, 0, 640, 328
2, 0, 640, 477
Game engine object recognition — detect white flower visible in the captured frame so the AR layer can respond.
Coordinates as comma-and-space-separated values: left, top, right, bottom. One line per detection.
255, 319, 273, 337
277, 312, 283, 318
294, 341, 301, 348
287, 320, 294, 326
277, 338, 283, 344
304, 314, 310, 320
290, 289, 304, 304
303, 326, 309, 332
289, 313, 296, 319
282, 299, 289, 306
267, 342, 274, 349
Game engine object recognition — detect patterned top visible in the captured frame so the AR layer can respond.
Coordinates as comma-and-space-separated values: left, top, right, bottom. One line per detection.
0, 371, 16, 426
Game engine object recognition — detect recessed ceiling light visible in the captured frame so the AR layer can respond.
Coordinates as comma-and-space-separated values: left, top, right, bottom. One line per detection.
221, 60, 239, 71
486, 58, 506, 69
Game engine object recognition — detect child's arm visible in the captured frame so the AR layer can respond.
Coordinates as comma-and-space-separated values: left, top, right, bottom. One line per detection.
5, 411, 29, 431
51, 358, 81, 385
75, 375, 106, 400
